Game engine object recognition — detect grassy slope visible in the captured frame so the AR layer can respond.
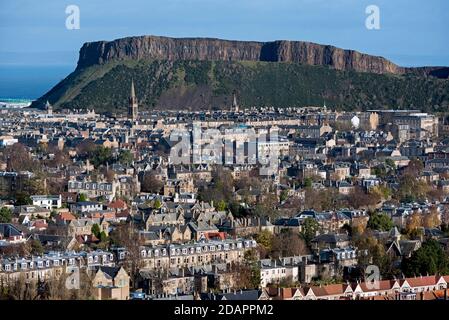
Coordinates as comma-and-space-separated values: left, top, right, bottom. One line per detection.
35, 59, 449, 114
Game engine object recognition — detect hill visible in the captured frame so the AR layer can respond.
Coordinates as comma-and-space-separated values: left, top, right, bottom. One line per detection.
32, 35, 449, 113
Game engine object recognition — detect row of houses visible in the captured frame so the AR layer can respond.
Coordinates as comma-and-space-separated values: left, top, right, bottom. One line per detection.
259, 275, 449, 300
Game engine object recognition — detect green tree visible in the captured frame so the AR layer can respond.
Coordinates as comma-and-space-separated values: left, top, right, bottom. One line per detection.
118, 150, 133, 165
91, 224, 101, 238
0, 207, 12, 223
402, 240, 449, 276
385, 158, 396, 171
78, 193, 88, 202
216, 200, 227, 211
153, 199, 162, 209
15, 193, 32, 206
367, 213, 394, 231
89, 146, 113, 168
301, 217, 320, 245
255, 230, 274, 255
30, 239, 44, 255
280, 190, 289, 203
99, 231, 108, 243
303, 177, 313, 189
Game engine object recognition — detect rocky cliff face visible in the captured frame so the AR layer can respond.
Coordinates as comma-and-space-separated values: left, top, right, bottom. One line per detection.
76, 35, 404, 75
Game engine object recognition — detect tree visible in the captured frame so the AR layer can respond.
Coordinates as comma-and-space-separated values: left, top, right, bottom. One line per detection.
423, 207, 440, 229
395, 172, 429, 203
385, 158, 396, 171
109, 224, 144, 289
89, 146, 113, 168
255, 230, 274, 258
29, 239, 44, 255
403, 158, 424, 176
2, 143, 35, 172
118, 150, 133, 165
279, 190, 289, 203
402, 239, 449, 277
99, 231, 108, 243
367, 213, 394, 231
140, 172, 163, 194
406, 212, 423, 237
303, 177, 313, 188
153, 199, 162, 209
91, 224, 101, 238
355, 234, 385, 267
348, 187, 380, 210
272, 230, 308, 258
15, 193, 32, 206
78, 193, 88, 202
301, 217, 320, 245
0, 207, 12, 223
235, 249, 261, 289
252, 192, 279, 219
216, 199, 227, 211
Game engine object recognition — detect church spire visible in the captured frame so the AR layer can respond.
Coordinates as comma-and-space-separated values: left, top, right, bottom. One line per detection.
131, 78, 136, 99
232, 92, 239, 113
128, 79, 138, 122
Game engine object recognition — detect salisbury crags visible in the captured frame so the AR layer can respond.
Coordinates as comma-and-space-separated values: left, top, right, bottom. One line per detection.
77, 35, 404, 75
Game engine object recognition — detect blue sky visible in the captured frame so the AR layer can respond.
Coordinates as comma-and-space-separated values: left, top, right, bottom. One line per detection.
0, 0, 448, 67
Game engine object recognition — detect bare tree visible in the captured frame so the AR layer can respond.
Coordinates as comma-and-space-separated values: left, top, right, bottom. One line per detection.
110, 224, 145, 288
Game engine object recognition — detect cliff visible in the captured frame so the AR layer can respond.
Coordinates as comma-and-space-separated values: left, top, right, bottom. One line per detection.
76, 35, 404, 75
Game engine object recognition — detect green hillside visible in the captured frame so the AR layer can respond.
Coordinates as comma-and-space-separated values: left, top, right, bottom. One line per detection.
34, 59, 449, 113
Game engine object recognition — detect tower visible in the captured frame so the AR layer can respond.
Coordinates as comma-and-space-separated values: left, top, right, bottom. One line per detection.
128, 79, 138, 121
45, 100, 53, 115
232, 92, 239, 113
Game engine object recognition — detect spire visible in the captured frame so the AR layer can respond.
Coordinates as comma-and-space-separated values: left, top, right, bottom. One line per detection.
232, 92, 239, 112
128, 79, 138, 122
130, 79, 136, 99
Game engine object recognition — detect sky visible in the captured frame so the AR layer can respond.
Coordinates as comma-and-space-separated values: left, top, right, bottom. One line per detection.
0, 0, 448, 98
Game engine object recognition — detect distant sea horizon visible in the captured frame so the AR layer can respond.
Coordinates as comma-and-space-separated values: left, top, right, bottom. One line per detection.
0, 64, 74, 100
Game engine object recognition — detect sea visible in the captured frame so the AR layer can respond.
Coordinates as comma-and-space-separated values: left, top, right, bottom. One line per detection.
0, 65, 74, 105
